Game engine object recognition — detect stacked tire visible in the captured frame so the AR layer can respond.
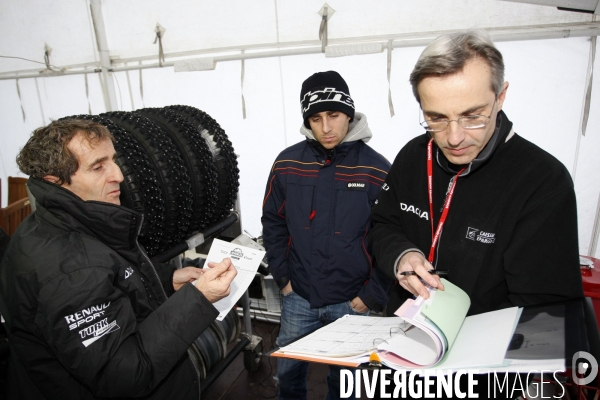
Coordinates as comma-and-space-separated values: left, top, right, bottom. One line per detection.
189, 309, 242, 380
62, 106, 239, 257
164, 106, 239, 223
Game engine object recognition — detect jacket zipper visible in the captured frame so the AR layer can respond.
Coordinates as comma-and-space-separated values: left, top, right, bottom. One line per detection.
324, 150, 334, 274
134, 215, 202, 397
134, 215, 168, 301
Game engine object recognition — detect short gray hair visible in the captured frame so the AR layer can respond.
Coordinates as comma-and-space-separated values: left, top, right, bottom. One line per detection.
410, 30, 505, 103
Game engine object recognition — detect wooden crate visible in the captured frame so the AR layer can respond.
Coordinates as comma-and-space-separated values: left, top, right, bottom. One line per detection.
0, 197, 32, 237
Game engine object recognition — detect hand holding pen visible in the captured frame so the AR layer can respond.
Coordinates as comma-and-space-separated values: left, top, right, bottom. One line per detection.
396, 251, 445, 299
399, 270, 449, 277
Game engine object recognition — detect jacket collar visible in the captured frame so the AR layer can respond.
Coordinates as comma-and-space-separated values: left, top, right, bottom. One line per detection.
28, 177, 143, 261
306, 137, 359, 162
435, 110, 513, 177
299, 111, 373, 144
301, 111, 371, 162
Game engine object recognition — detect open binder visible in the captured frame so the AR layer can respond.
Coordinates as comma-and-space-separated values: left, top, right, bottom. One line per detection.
381, 277, 471, 367
272, 279, 521, 370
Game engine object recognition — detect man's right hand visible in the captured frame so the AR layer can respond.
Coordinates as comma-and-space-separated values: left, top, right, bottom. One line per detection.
281, 282, 293, 295
195, 258, 237, 303
397, 251, 444, 299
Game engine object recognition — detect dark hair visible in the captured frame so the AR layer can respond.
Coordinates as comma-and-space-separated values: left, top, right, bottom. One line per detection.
410, 30, 505, 103
16, 119, 113, 185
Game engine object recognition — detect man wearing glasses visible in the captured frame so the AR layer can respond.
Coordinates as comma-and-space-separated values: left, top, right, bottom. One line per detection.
369, 30, 583, 316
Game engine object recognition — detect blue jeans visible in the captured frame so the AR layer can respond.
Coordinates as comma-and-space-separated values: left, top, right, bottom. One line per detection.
276, 291, 369, 400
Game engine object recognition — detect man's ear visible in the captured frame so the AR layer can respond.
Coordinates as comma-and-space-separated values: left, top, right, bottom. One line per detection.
497, 81, 509, 111
43, 175, 60, 184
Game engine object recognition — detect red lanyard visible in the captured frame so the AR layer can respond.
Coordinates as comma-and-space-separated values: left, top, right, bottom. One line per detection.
427, 138, 465, 263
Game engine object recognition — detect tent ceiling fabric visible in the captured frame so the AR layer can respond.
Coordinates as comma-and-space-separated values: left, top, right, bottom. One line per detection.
0, 0, 99, 73
0, 0, 599, 257
0, 0, 596, 75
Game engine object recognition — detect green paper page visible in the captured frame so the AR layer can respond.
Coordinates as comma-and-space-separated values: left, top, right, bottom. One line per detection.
420, 278, 471, 350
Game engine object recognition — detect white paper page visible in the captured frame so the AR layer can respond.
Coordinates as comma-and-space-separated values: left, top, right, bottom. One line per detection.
379, 327, 438, 366
280, 315, 403, 357
205, 239, 265, 321
431, 307, 521, 370
396, 292, 446, 360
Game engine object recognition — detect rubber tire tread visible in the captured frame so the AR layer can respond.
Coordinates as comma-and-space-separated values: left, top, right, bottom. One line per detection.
165, 105, 239, 223
194, 325, 222, 374
136, 108, 219, 233
58, 114, 165, 256
209, 320, 228, 360
188, 344, 207, 381
102, 111, 193, 255
215, 308, 241, 344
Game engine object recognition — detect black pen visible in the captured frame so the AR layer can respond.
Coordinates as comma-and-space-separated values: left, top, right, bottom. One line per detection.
399, 270, 449, 277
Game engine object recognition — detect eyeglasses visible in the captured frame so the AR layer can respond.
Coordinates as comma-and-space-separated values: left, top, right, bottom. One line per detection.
420, 98, 496, 133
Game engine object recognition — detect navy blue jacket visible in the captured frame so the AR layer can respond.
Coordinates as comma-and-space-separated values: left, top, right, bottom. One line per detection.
261, 115, 391, 311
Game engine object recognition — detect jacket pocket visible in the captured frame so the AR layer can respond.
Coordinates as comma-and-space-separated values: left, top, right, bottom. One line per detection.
346, 300, 370, 315
333, 180, 370, 237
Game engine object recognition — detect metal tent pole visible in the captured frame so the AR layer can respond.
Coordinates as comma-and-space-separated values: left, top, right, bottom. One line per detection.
90, 0, 119, 111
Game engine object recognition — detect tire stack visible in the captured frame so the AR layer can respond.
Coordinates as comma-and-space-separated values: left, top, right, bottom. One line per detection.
61, 106, 239, 258
165, 105, 240, 223
189, 308, 242, 380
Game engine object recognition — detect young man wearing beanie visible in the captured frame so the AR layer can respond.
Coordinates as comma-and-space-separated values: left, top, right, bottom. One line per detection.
261, 71, 391, 400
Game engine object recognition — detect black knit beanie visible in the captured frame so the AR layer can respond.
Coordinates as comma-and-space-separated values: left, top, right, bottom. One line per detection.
300, 71, 355, 129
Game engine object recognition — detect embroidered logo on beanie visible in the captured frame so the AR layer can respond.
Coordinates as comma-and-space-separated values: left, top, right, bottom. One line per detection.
300, 71, 355, 128
301, 87, 354, 115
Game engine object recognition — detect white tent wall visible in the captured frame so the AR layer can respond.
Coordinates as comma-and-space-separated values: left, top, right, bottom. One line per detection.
0, 0, 599, 258
0, 0, 99, 73
0, 73, 106, 193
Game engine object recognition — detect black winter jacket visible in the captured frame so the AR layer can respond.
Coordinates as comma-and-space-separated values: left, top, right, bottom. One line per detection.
0, 178, 218, 399
369, 112, 583, 316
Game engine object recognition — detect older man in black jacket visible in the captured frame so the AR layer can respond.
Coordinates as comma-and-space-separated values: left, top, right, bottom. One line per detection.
369, 30, 583, 316
0, 119, 236, 399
